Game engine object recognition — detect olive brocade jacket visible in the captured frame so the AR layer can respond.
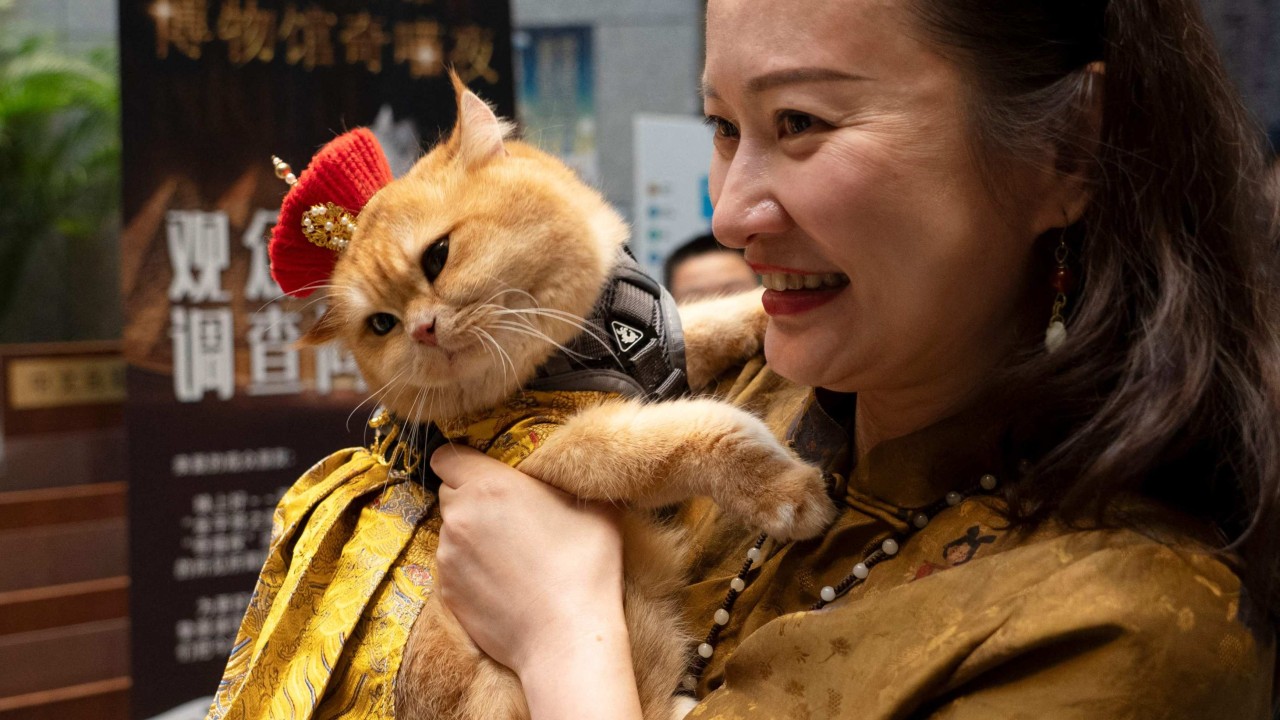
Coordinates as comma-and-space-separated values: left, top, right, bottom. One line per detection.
678, 356, 1275, 719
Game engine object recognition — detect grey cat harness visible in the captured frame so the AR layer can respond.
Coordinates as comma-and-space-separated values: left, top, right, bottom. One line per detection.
528, 250, 689, 401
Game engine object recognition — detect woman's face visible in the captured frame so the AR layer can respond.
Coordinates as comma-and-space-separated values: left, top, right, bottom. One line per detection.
704, 0, 1064, 396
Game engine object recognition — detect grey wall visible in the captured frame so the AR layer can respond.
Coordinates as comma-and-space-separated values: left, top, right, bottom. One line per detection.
511, 0, 704, 221
1201, 0, 1280, 136
6, 0, 118, 54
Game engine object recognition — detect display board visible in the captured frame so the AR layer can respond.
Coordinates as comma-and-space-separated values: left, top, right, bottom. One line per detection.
631, 113, 715, 280
118, 1, 512, 715
513, 25, 597, 184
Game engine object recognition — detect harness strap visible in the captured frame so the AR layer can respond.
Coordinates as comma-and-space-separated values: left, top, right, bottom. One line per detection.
529, 250, 689, 401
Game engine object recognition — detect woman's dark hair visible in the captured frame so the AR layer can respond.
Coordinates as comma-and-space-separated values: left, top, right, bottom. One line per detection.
910, 0, 1280, 616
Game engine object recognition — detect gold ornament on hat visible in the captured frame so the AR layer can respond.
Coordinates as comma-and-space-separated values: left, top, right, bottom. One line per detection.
271, 155, 298, 186
271, 155, 357, 254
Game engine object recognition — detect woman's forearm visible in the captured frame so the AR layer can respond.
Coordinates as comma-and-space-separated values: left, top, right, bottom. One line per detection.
517, 610, 644, 720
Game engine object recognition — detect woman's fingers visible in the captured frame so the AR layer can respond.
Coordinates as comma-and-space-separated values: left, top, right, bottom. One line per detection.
430, 442, 491, 489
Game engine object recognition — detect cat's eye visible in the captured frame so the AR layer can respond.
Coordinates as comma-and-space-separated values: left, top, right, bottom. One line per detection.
421, 236, 449, 283
367, 313, 399, 336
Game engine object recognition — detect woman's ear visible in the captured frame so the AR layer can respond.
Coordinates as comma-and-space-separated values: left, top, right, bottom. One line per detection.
1031, 62, 1105, 233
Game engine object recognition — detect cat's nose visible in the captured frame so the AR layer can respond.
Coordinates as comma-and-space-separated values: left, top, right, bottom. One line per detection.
411, 320, 437, 345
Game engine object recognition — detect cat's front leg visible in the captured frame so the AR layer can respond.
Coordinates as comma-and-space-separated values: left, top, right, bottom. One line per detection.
517, 398, 834, 540
678, 289, 767, 391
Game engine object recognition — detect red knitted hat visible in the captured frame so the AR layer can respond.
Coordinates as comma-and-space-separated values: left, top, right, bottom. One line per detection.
269, 128, 393, 297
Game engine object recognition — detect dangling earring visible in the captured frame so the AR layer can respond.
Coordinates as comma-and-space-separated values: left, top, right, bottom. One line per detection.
1044, 227, 1074, 352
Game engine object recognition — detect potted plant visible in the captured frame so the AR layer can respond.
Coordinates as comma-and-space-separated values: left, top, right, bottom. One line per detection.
0, 27, 121, 335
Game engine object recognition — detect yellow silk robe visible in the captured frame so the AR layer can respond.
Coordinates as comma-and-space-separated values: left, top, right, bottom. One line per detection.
206, 449, 439, 719
206, 390, 612, 719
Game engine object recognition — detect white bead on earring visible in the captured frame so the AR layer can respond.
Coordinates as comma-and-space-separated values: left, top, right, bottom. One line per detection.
1044, 320, 1067, 352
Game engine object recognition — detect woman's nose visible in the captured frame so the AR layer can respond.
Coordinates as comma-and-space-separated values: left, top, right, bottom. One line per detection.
710, 150, 789, 249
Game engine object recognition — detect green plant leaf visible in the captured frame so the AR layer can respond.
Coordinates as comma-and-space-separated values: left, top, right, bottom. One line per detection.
0, 38, 120, 320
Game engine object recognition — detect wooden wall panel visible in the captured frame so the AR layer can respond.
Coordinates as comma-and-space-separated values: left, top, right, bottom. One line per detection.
0, 619, 129, 698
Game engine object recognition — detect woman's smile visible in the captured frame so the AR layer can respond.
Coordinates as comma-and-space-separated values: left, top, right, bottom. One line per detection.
750, 262, 850, 316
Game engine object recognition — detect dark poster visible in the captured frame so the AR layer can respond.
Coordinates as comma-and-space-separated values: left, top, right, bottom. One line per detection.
118, 1, 513, 716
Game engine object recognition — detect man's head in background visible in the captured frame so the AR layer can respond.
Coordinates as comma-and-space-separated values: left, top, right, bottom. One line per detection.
663, 233, 758, 303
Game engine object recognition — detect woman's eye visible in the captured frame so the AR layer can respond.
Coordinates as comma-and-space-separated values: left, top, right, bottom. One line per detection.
421, 235, 449, 283
780, 112, 814, 135
704, 115, 739, 139
367, 313, 399, 336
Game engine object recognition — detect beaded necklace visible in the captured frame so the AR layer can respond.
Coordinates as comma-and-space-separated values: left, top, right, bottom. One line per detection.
684, 471, 1001, 688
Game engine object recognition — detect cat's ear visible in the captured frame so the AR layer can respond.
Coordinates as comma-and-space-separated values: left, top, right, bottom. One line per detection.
449, 69, 509, 168
299, 307, 341, 347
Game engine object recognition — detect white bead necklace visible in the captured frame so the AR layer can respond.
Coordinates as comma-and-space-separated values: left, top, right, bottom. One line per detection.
684, 472, 1001, 687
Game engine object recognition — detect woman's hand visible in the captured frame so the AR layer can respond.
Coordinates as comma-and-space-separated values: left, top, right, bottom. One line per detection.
432, 445, 643, 720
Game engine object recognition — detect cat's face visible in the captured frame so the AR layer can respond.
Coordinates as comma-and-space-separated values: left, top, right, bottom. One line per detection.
307, 89, 627, 421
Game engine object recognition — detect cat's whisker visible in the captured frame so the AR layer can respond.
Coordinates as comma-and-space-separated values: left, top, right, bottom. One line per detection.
498, 307, 601, 336
473, 326, 520, 396
360, 382, 402, 452
465, 283, 598, 334
488, 311, 624, 368
250, 285, 361, 338
413, 385, 431, 432
468, 300, 625, 372
476, 286, 539, 309
389, 369, 416, 410
258, 280, 359, 307
487, 304, 597, 332
418, 384, 438, 440
399, 385, 429, 491
291, 289, 350, 315
410, 386, 441, 489
350, 369, 403, 424
488, 320, 595, 362
381, 383, 424, 495
469, 328, 500, 368
467, 274, 540, 307
353, 384, 396, 440
403, 388, 421, 443
490, 286, 540, 307
348, 367, 408, 433
473, 302, 601, 342
375, 376, 418, 450
485, 335, 522, 396
253, 282, 357, 314
490, 310, 623, 368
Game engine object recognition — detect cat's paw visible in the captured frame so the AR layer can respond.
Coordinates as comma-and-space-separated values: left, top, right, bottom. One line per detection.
722, 460, 835, 541
762, 458, 834, 538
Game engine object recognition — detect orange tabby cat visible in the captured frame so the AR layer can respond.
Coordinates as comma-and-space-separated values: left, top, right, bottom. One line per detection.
301, 82, 834, 720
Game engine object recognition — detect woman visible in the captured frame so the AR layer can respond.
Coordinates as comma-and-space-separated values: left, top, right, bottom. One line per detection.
434, 0, 1279, 717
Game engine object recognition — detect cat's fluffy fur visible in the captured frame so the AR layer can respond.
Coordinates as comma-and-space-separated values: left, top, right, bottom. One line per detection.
302, 79, 834, 720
